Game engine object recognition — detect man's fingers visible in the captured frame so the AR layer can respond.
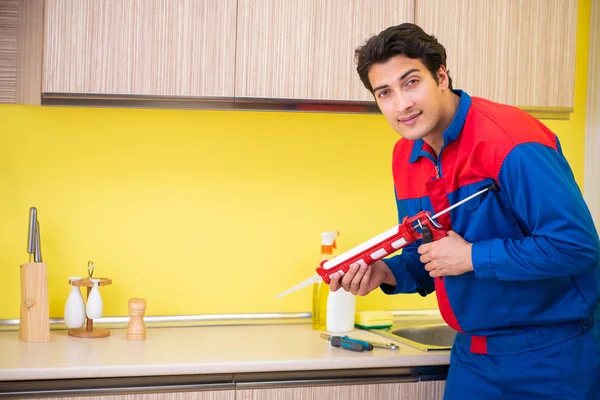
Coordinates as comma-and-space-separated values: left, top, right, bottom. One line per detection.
420, 254, 431, 264
350, 263, 368, 294
429, 267, 446, 278
357, 265, 373, 296
417, 244, 431, 254
329, 273, 341, 291
426, 263, 439, 277
341, 264, 360, 291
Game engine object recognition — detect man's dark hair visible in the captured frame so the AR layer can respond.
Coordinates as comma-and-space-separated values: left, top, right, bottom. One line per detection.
355, 23, 453, 93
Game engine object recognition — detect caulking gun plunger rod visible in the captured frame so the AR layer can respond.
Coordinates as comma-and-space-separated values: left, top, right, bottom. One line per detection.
407, 185, 495, 233
429, 186, 492, 222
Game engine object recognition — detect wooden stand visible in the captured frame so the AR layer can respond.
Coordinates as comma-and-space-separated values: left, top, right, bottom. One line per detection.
19, 262, 50, 343
68, 277, 112, 339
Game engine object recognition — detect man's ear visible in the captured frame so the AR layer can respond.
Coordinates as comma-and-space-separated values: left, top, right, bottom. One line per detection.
437, 66, 450, 90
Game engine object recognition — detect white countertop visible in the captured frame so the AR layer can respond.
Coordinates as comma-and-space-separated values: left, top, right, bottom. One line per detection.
0, 323, 450, 381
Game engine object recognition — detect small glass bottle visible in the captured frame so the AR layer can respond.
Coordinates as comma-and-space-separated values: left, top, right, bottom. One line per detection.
312, 231, 338, 330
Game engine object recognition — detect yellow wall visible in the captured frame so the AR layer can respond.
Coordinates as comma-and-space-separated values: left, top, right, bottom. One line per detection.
0, 1, 590, 319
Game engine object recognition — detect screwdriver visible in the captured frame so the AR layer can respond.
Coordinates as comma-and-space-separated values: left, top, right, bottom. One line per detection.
320, 333, 400, 351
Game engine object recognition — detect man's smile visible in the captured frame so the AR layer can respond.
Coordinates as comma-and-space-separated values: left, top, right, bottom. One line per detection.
399, 111, 422, 126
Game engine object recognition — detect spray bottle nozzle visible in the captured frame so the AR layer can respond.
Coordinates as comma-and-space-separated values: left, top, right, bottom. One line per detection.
321, 231, 339, 255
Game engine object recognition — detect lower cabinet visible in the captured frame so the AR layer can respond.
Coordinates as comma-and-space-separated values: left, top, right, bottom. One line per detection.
27, 390, 235, 400
236, 382, 419, 400
11, 371, 446, 400
236, 380, 446, 400
419, 380, 446, 400
19, 381, 447, 400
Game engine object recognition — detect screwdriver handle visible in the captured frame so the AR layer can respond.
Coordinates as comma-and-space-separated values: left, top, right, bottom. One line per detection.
342, 336, 374, 351
331, 336, 363, 352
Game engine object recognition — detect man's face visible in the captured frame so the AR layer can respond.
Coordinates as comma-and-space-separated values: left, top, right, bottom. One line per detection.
368, 55, 448, 141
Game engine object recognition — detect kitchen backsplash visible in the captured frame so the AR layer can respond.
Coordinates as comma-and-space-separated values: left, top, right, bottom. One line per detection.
0, 101, 586, 319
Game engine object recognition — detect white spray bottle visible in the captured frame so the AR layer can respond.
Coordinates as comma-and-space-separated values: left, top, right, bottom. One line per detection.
325, 235, 356, 333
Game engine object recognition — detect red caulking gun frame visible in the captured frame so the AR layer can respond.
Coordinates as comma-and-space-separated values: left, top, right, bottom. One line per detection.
277, 184, 498, 298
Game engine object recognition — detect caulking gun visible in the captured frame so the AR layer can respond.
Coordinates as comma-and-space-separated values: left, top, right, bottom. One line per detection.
277, 184, 497, 298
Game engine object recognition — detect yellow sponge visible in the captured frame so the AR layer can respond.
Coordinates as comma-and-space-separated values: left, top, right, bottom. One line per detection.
355, 310, 393, 329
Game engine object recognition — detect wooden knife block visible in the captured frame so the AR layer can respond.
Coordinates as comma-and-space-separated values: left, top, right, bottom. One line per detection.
19, 262, 50, 343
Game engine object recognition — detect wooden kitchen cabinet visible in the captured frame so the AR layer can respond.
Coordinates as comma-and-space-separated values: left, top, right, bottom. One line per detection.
415, 0, 578, 110
236, 382, 419, 400
0, 0, 43, 105
419, 379, 446, 400
235, 0, 414, 102
0, 0, 18, 103
27, 389, 235, 400
18, 382, 443, 400
43, 0, 237, 98
6, 0, 577, 112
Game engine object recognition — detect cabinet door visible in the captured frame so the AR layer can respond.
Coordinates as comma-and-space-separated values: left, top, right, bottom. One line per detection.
27, 389, 235, 400
235, 0, 414, 102
0, 0, 18, 103
415, 0, 577, 109
43, 0, 237, 98
236, 382, 419, 400
419, 380, 446, 400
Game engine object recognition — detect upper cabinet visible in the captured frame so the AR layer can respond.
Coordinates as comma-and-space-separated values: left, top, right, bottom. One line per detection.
43, 0, 237, 98
415, 0, 578, 110
0, 0, 18, 104
0, 0, 43, 105
235, 0, 414, 102
1, 0, 578, 113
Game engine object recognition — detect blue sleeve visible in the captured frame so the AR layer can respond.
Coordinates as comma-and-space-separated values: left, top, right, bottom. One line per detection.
471, 142, 600, 280
380, 189, 435, 295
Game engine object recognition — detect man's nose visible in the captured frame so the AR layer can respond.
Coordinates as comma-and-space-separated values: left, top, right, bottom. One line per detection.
395, 93, 413, 112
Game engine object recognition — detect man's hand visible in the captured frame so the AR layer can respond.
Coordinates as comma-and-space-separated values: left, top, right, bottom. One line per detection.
418, 230, 474, 277
329, 260, 395, 296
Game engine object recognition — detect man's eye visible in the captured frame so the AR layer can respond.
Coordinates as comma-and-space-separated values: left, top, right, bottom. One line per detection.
377, 90, 390, 98
407, 79, 418, 86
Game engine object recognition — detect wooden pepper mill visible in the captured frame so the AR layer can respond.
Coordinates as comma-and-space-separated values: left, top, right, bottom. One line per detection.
127, 298, 146, 340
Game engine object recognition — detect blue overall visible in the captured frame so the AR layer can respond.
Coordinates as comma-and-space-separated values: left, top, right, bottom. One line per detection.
382, 91, 600, 399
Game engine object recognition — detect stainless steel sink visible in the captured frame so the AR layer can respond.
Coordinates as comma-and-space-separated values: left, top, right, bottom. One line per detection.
371, 321, 456, 351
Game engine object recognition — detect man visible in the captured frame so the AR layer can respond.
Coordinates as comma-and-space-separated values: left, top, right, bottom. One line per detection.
329, 23, 600, 399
